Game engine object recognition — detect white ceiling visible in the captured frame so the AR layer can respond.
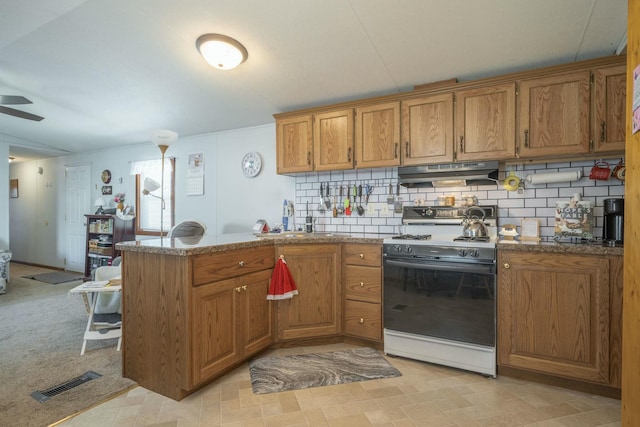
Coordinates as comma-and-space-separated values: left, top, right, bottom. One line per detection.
0, 0, 628, 162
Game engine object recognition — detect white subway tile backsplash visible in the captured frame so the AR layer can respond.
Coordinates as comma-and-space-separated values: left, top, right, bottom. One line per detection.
293, 160, 624, 239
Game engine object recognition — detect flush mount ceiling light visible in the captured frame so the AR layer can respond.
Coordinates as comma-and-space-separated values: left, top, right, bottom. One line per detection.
196, 33, 248, 70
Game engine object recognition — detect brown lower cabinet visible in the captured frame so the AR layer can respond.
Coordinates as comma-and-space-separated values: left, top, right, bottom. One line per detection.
497, 251, 622, 392
275, 244, 342, 340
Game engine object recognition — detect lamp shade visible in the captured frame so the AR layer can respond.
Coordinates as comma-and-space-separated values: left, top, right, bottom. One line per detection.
150, 130, 178, 148
143, 177, 161, 194
94, 197, 107, 207
196, 34, 248, 70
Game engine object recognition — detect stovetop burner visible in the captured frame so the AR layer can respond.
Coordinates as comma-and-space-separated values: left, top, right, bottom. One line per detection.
392, 234, 432, 241
453, 235, 491, 243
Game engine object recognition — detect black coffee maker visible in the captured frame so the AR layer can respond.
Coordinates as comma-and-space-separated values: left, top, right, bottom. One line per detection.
603, 198, 624, 245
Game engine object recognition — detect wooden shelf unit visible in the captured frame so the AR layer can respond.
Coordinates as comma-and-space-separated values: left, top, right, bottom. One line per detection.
84, 214, 135, 278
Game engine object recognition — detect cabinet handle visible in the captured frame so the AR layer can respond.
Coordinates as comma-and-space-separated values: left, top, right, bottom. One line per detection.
459, 136, 464, 153
307, 151, 311, 165
503, 263, 510, 269
235, 286, 242, 293
242, 285, 247, 291
359, 253, 364, 259
239, 261, 245, 267
347, 147, 352, 162
360, 281, 365, 287
600, 121, 606, 142
394, 143, 398, 158
359, 318, 364, 324
405, 141, 410, 158
524, 130, 529, 148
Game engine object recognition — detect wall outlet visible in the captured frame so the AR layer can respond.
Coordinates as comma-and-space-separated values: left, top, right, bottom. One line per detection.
367, 202, 376, 215
380, 203, 389, 216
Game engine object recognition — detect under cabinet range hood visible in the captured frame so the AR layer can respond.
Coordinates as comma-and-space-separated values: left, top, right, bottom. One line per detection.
398, 161, 500, 188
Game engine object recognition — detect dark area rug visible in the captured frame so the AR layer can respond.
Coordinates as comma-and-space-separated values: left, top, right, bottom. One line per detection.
248, 347, 402, 394
23, 271, 83, 284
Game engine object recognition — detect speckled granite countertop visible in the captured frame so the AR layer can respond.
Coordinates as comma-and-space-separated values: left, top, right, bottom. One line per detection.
116, 232, 388, 256
498, 240, 624, 256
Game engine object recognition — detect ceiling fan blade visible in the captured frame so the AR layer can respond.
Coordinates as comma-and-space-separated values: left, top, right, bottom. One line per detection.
0, 95, 32, 105
0, 105, 44, 121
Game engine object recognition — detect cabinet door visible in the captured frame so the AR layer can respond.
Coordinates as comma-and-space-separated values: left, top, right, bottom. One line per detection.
238, 269, 274, 355
192, 277, 239, 384
276, 115, 313, 173
275, 244, 341, 340
455, 83, 516, 161
401, 94, 454, 165
593, 65, 626, 153
518, 71, 591, 158
313, 109, 354, 171
498, 252, 610, 384
355, 102, 400, 168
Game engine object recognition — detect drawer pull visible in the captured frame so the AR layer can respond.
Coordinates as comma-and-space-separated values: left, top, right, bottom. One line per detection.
359, 318, 364, 324
360, 281, 365, 287
235, 285, 248, 293
359, 253, 364, 259
504, 263, 510, 269
239, 261, 245, 267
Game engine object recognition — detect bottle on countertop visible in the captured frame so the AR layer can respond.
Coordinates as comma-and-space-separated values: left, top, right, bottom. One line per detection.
282, 199, 289, 231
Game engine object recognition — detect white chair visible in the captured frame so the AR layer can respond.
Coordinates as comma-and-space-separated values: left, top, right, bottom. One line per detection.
79, 265, 122, 355
167, 220, 206, 238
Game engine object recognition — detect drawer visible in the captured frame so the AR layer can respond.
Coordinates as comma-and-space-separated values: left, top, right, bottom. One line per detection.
344, 244, 381, 267
344, 265, 381, 303
193, 246, 275, 285
344, 300, 382, 341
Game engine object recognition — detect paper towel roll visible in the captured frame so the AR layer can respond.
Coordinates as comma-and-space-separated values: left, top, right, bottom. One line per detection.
525, 170, 582, 184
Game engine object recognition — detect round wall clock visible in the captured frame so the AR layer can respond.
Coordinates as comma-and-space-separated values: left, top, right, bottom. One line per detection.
101, 169, 112, 184
241, 152, 262, 177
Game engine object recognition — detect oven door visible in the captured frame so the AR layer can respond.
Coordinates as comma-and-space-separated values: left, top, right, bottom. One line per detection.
383, 256, 495, 347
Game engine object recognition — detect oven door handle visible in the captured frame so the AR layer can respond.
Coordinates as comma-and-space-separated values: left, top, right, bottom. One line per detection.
385, 259, 495, 274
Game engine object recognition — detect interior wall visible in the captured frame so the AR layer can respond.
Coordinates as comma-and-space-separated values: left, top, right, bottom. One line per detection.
0, 142, 8, 250
293, 158, 625, 240
8, 123, 295, 268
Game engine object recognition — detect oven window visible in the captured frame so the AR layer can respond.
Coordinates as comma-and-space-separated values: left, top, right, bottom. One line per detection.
383, 260, 495, 347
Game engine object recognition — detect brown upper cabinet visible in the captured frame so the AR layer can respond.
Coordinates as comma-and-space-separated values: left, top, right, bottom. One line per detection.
313, 109, 354, 171
593, 65, 626, 153
276, 114, 313, 173
355, 101, 401, 168
517, 71, 591, 158
274, 55, 626, 174
401, 94, 454, 165
455, 83, 516, 162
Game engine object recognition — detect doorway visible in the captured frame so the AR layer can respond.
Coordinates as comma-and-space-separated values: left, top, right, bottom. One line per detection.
65, 164, 91, 273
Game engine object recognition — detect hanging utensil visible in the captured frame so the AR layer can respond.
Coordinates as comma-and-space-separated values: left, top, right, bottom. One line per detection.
394, 183, 403, 213
387, 183, 394, 205
345, 185, 351, 216
324, 183, 331, 209
332, 187, 337, 218
365, 184, 374, 204
357, 184, 365, 216
337, 185, 344, 215
317, 183, 325, 213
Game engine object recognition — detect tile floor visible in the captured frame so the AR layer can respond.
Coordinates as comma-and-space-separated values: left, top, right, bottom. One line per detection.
55, 343, 621, 427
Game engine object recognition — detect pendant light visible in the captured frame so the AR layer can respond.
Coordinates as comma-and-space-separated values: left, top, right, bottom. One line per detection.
196, 34, 248, 70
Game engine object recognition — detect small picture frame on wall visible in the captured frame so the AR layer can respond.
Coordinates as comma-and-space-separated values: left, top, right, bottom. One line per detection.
9, 179, 18, 198
101, 185, 112, 195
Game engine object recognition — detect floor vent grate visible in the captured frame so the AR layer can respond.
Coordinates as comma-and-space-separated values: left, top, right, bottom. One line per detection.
30, 371, 102, 403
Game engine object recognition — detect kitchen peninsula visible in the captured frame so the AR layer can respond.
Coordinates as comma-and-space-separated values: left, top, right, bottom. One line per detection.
117, 234, 623, 401
116, 233, 383, 401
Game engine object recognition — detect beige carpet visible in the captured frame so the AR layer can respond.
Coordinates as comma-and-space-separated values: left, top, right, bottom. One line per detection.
0, 263, 136, 427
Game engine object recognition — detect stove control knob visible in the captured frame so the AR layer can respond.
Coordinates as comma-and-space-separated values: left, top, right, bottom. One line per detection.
458, 249, 467, 257
394, 245, 402, 253
405, 245, 413, 254
469, 249, 480, 258
422, 208, 433, 217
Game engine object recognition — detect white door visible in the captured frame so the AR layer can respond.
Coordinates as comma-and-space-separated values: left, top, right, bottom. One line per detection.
66, 164, 91, 273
